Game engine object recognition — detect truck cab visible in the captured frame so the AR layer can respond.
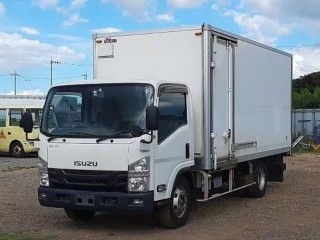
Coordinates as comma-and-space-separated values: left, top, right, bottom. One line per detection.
33, 80, 194, 228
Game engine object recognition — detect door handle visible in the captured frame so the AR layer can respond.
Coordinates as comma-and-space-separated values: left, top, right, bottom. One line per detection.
185, 143, 190, 159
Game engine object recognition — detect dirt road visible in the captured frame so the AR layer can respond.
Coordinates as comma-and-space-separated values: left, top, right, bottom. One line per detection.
0, 153, 319, 240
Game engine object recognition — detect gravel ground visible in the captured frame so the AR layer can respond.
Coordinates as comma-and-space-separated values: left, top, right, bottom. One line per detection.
0, 153, 320, 240
0, 155, 37, 171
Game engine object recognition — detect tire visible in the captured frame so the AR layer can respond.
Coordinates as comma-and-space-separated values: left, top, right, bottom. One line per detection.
248, 161, 267, 198
64, 209, 95, 221
10, 141, 25, 158
156, 176, 191, 229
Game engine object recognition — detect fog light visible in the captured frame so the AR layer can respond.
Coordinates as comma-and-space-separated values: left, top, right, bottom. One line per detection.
39, 193, 47, 199
131, 199, 143, 206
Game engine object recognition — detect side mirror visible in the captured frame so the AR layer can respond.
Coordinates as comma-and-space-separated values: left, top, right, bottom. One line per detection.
146, 106, 159, 130
21, 111, 34, 133
130, 125, 144, 137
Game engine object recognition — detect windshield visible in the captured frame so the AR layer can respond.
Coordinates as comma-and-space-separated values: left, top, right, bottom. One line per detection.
41, 83, 154, 138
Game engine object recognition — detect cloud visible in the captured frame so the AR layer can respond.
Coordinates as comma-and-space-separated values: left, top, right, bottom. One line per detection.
20, 27, 40, 35
240, 0, 320, 33
70, 0, 87, 9
211, 0, 230, 11
20, 89, 46, 95
0, 2, 6, 16
289, 47, 320, 78
91, 27, 122, 33
156, 13, 175, 22
0, 89, 46, 95
63, 13, 89, 28
48, 34, 84, 41
224, 10, 291, 45
101, 0, 155, 20
56, 0, 87, 14
34, 0, 88, 28
0, 31, 85, 72
242, 0, 320, 21
168, 0, 207, 8
32, 0, 59, 9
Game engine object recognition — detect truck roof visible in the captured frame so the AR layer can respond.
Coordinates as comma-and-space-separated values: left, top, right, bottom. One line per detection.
52, 79, 181, 88
92, 24, 292, 58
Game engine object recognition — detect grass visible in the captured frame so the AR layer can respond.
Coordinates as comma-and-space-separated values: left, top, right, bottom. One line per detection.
0, 232, 56, 240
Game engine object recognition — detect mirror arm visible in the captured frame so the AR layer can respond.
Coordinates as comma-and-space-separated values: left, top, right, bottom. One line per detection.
140, 131, 154, 144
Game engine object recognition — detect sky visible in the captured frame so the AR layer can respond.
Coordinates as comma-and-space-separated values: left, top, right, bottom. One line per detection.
0, 0, 320, 95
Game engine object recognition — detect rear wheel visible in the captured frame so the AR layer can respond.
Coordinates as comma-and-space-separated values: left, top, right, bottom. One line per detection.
10, 141, 25, 158
64, 209, 95, 221
248, 161, 267, 198
156, 176, 191, 229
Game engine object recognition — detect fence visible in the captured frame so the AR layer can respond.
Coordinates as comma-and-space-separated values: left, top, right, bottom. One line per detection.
292, 109, 320, 143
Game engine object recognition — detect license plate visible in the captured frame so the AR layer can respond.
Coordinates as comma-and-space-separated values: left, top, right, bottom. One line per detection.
75, 194, 95, 206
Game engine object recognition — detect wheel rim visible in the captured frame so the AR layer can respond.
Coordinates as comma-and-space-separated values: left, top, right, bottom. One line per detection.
13, 145, 22, 156
257, 168, 266, 190
173, 186, 188, 218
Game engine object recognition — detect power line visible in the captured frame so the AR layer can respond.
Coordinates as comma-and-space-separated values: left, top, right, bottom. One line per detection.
56, 75, 89, 79
59, 62, 93, 67
19, 74, 88, 80
20, 75, 50, 80
276, 43, 320, 48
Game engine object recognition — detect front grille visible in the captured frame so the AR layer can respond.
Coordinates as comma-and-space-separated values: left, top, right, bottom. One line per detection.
48, 168, 128, 192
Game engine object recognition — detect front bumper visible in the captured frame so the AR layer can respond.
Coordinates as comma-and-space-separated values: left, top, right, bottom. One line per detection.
22, 141, 38, 153
38, 187, 154, 213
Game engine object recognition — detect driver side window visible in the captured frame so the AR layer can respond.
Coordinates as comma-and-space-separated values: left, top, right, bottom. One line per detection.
158, 92, 187, 144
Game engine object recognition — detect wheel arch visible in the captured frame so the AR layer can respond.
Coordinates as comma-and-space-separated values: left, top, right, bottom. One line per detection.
165, 165, 196, 210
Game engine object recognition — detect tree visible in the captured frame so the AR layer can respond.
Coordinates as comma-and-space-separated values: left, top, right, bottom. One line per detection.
292, 71, 320, 109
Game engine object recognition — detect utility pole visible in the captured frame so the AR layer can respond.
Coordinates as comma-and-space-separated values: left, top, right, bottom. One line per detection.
50, 56, 61, 86
11, 71, 20, 95
83, 72, 88, 80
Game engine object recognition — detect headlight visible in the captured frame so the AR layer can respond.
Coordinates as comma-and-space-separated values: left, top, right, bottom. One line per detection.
38, 157, 49, 187
128, 156, 150, 192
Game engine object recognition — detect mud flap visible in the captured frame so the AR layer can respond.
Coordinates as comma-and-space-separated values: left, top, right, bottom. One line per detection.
267, 155, 285, 182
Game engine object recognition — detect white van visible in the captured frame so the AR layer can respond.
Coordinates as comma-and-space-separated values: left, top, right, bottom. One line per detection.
0, 95, 45, 157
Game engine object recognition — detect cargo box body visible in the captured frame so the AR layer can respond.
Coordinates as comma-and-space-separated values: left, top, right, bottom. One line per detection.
93, 24, 292, 170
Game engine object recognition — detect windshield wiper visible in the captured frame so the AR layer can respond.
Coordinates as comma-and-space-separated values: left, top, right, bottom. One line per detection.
96, 131, 132, 143
47, 136, 64, 142
47, 132, 99, 142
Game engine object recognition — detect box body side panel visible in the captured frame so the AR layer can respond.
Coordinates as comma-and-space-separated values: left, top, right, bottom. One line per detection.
233, 39, 292, 160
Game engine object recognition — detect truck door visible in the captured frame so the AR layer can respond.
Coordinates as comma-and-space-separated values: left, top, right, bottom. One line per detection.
212, 37, 235, 160
154, 84, 193, 201
0, 109, 8, 152
8, 109, 24, 139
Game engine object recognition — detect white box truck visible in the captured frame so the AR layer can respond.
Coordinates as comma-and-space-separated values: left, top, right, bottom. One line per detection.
22, 24, 292, 228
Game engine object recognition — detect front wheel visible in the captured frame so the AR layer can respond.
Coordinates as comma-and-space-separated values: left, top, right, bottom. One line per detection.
10, 141, 25, 158
248, 161, 267, 198
64, 209, 95, 221
156, 176, 191, 229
